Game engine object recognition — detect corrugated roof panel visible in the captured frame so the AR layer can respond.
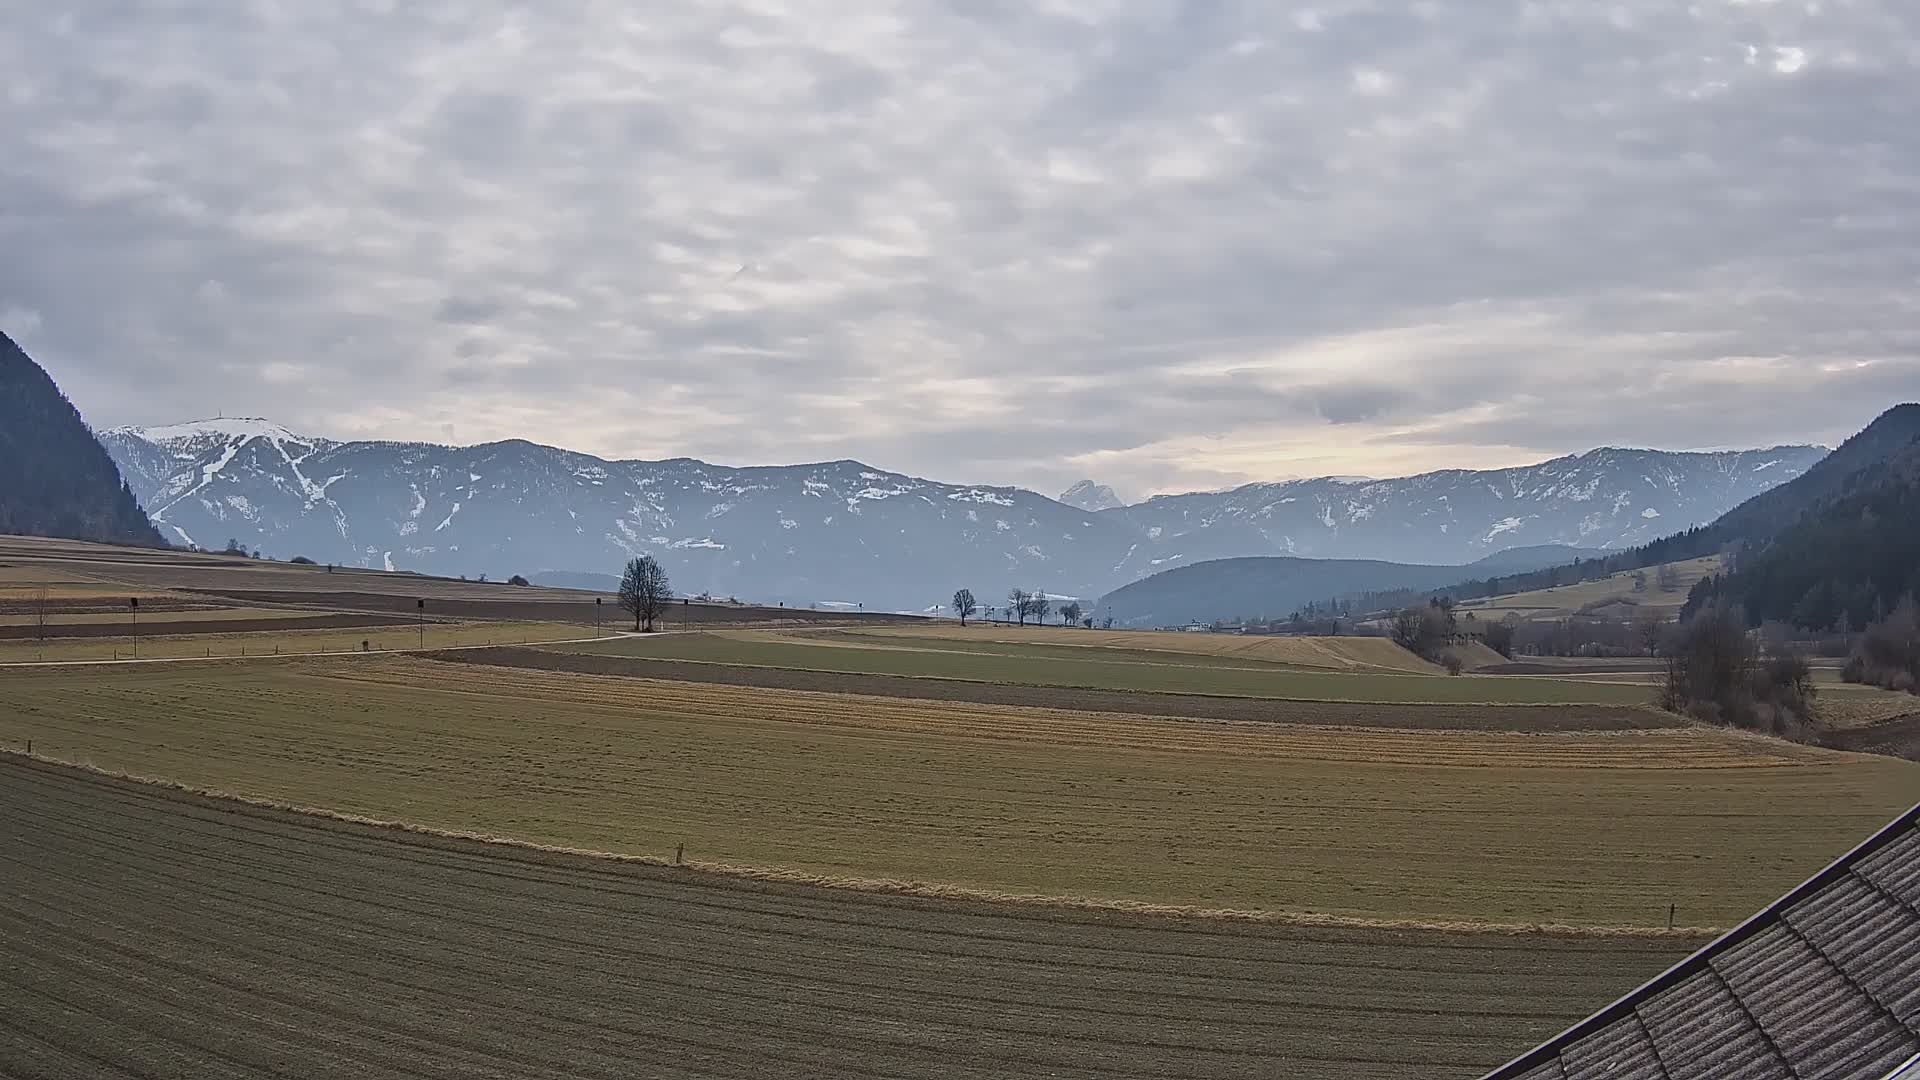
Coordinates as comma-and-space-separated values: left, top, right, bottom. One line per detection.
1480, 808, 1920, 1080
1559, 1010, 1665, 1079
1789, 876, 1920, 1028
1858, 830, 1920, 906
1638, 969, 1787, 1079
1717, 923, 1919, 1079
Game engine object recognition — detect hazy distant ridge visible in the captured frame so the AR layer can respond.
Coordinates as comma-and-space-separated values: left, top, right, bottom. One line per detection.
102, 418, 1824, 609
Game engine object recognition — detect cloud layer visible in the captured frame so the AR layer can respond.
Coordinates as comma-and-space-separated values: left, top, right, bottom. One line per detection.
6, 1, 1917, 497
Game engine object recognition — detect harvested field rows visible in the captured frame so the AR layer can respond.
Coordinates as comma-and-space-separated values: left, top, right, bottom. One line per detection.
553, 632, 1652, 705
335, 660, 1795, 768
3, 656, 1912, 926
178, 588, 925, 628
0, 621, 589, 663
833, 626, 1473, 672
0, 611, 412, 641
0, 605, 335, 627
438, 646, 1682, 731
0, 757, 1698, 1079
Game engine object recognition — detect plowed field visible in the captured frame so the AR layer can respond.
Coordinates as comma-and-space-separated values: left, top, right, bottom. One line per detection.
0, 756, 1699, 1080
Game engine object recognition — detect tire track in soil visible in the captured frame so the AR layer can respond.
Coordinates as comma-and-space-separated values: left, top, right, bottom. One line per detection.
0, 756, 1694, 1080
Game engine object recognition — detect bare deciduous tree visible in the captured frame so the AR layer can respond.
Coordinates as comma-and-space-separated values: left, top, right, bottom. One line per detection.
952, 588, 977, 626
1060, 601, 1083, 626
619, 556, 673, 632
1029, 591, 1051, 626
1655, 562, 1681, 592
1008, 588, 1030, 627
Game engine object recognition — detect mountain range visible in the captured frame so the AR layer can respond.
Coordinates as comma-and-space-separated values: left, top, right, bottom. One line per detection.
98, 416, 1827, 610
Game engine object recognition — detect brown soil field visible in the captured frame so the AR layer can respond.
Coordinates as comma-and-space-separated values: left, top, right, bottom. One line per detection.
1821, 712, 1920, 761
437, 646, 1682, 731
0, 755, 1700, 1079
0, 611, 409, 640
856, 624, 1508, 673
184, 588, 926, 628
0, 536, 922, 629
4, 657, 1910, 927
0, 622, 588, 663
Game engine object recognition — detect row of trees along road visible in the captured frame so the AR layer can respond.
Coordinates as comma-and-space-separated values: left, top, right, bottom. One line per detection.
951, 588, 1087, 628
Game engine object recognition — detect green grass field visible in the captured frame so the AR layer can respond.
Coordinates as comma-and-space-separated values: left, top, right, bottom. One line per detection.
3, 655, 1910, 928
1458, 556, 1724, 620
549, 630, 1657, 705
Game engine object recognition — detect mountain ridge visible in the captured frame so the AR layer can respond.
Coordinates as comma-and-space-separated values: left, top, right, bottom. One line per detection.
101, 416, 1829, 609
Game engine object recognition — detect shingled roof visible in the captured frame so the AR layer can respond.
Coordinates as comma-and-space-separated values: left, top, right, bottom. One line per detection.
1484, 804, 1920, 1080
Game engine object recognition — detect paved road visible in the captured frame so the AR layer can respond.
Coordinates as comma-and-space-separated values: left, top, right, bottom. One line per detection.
0, 756, 1691, 1079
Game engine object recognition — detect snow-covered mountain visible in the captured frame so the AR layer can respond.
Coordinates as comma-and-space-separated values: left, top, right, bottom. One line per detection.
100, 418, 1138, 608
1105, 446, 1830, 572
99, 418, 1825, 609
1059, 480, 1124, 512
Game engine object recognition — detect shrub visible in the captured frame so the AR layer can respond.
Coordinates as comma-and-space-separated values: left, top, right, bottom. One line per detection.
1440, 651, 1464, 676
1844, 597, 1920, 695
1660, 603, 1815, 738
508, 574, 531, 587
289, 555, 316, 565
1483, 619, 1516, 659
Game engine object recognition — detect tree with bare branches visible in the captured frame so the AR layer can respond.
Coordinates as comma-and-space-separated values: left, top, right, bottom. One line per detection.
618, 556, 672, 632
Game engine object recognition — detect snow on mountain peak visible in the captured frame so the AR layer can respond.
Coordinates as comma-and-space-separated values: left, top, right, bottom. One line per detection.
123, 417, 314, 447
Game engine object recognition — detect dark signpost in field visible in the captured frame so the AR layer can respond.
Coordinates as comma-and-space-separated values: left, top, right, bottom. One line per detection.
595, 597, 603, 638
416, 598, 425, 649
129, 597, 139, 659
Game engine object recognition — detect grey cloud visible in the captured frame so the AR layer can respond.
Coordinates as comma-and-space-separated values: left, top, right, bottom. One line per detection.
434, 296, 504, 325
6, 1, 1919, 498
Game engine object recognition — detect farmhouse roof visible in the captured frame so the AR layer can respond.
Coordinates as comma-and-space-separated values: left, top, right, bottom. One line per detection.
1484, 803, 1920, 1080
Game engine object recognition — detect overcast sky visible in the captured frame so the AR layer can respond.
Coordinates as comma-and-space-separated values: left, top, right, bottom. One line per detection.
6, 2, 1917, 498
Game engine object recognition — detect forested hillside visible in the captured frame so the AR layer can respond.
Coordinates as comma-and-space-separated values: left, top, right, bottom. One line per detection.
1354, 405, 1918, 617
0, 331, 164, 547
1684, 436, 1920, 630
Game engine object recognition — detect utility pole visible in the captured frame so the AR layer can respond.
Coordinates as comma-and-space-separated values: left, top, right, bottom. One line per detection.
417, 598, 425, 649
595, 597, 603, 638
130, 597, 139, 658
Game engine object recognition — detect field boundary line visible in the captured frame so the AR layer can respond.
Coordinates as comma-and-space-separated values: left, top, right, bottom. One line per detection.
1, 749, 1724, 940
530, 643, 1655, 709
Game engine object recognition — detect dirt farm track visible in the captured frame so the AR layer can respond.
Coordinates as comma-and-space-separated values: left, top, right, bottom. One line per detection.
0, 756, 1694, 1079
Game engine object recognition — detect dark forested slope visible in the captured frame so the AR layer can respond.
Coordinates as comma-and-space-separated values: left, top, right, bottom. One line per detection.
0, 331, 164, 546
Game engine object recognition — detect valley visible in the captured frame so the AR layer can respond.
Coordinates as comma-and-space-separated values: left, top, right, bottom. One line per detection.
7, 325, 1920, 1078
